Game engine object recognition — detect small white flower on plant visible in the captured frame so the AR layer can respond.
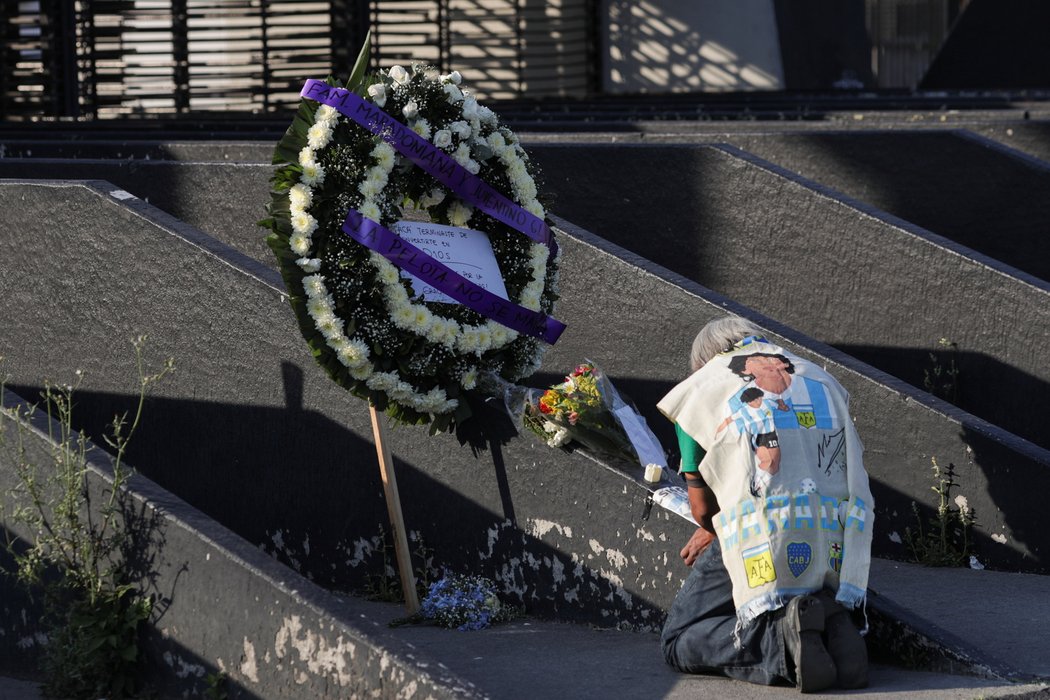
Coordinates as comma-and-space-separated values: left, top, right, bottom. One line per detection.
954, 494, 970, 515
389, 65, 410, 85
337, 340, 369, 367
433, 129, 453, 149
367, 82, 387, 107
402, 101, 419, 119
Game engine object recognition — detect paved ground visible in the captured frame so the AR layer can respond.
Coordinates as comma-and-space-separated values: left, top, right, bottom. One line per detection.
3, 557, 1048, 699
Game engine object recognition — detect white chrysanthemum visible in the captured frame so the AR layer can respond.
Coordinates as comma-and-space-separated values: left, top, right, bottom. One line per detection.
393, 304, 416, 328
433, 129, 452, 149
307, 122, 332, 150
457, 331, 480, 354
349, 364, 372, 381
306, 298, 331, 320
520, 289, 542, 311
337, 339, 370, 367
426, 319, 448, 344
389, 65, 410, 85
453, 144, 471, 167
476, 328, 492, 350
289, 183, 313, 211
402, 101, 419, 119
516, 179, 538, 201
302, 275, 326, 297
301, 162, 325, 186
316, 315, 343, 339
377, 263, 400, 285
486, 132, 506, 150
359, 201, 381, 220
525, 199, 545, 217
298, 146, 315, 168
290, 233, 310, 255
358, 178, 381, 198
316, 104, 339, 126
460, 368, 478, 390
296, 257, 321, 273
412, 118, 432, 139
291, 211, 318, 236
413, 306, 433, 330
372, 141, 396, 169
448, 200, 473, 227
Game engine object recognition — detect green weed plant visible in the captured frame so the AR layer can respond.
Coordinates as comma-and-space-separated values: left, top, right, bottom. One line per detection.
0, 337, 173, 698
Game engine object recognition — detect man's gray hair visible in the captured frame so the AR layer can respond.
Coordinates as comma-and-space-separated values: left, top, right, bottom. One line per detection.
689, 315, 765, 371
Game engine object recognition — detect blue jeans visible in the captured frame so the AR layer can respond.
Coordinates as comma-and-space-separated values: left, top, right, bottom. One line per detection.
661, 539, 791, 686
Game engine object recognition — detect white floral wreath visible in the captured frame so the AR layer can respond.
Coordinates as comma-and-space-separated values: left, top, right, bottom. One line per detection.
262, 63, 560, 432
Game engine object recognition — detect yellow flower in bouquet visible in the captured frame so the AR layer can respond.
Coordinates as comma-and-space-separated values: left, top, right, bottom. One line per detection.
525, 363, 637, 462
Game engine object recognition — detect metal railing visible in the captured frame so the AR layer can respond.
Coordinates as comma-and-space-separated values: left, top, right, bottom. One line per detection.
1, 0, 597, 120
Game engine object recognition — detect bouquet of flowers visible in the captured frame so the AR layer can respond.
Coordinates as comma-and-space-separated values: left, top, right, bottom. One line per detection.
522, 363, 665, 472
419, 573, 513, 631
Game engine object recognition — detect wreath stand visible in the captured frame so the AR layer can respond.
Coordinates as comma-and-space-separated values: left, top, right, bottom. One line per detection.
369, 404, 420, 614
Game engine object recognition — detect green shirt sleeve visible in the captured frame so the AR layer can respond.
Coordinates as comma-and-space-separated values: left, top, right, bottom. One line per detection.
675, 423, 707, 475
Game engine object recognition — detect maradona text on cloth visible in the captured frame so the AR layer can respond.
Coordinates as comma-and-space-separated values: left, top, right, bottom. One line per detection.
658, 339, 873, 629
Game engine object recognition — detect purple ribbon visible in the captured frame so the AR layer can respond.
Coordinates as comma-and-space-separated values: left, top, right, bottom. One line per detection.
342, 210, 566, 345
300, 79, 555, 252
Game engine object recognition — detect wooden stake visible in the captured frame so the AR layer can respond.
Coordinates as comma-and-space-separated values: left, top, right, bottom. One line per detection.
368, 404, 420, 614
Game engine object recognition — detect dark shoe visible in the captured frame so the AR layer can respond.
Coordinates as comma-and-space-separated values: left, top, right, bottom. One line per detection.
817, 590, 869, 689
781, 595, 837, 693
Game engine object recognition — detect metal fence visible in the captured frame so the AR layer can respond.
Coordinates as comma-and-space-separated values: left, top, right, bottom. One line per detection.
1, 0, 597, 120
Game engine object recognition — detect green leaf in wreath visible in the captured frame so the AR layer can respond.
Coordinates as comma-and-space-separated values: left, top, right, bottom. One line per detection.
347, 30, 372, 93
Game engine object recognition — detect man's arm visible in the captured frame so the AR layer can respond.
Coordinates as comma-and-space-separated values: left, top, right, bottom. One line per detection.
680, 475, 720, 566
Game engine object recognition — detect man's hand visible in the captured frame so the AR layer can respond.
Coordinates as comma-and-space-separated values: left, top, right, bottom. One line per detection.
680, 527, 716, 566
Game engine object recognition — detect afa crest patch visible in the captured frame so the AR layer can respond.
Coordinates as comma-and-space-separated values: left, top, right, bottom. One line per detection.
795, 410, 816, 429
786, 542, 812, 577
829, 542, 843, 573
742, 542, 777, 588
